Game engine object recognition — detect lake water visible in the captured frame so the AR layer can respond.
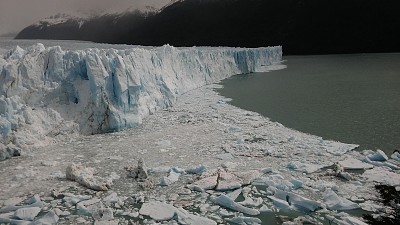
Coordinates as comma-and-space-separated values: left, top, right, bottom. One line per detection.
218, 53, 400, 155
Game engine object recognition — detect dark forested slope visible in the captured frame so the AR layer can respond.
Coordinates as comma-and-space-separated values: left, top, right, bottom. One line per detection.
16, 0, 400, 55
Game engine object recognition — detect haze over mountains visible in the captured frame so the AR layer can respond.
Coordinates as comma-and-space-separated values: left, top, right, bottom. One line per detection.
15, 0, 400, 54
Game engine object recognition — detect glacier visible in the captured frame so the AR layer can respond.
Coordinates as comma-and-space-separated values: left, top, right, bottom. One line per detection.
0, 44, 282, 151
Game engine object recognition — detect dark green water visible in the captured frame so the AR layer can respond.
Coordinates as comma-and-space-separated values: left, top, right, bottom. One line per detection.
218, 53, 400, 155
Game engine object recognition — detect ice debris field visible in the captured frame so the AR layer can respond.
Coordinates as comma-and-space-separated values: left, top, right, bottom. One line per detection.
0, 44, 399, 225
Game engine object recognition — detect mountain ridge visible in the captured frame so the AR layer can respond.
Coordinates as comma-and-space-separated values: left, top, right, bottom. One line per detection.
15, 0, 400, 55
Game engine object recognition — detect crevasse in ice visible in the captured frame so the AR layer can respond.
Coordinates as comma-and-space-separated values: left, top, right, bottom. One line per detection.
0, 44, 282, 149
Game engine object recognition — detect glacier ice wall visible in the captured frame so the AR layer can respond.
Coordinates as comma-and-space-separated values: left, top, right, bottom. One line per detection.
0, 44, 282, 149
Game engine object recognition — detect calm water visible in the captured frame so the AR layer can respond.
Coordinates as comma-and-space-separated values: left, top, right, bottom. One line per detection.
218, 53, 400, 155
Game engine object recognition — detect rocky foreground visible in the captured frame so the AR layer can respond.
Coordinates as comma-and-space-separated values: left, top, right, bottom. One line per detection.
1, 84, 400, 225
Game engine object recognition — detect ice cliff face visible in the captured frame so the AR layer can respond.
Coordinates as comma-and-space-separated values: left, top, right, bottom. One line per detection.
0, 44, 282, 150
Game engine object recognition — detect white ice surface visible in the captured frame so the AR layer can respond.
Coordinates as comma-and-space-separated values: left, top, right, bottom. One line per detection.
0, 44, 282, 150
339, 158, 374, 170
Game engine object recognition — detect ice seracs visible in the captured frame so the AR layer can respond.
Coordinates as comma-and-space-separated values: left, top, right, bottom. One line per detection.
0, 44, 282, 157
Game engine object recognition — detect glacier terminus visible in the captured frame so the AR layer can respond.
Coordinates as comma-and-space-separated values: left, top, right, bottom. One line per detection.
0, 44, 282, 151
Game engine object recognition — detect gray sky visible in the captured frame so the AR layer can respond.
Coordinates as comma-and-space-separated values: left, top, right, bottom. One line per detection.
0, 0, 170, 36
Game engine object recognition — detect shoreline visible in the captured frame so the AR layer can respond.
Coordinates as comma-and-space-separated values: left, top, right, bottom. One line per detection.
1, 83, 397, 224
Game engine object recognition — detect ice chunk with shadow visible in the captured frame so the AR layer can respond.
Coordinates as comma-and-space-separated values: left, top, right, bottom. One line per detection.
362, 157, 399, 170
185, 164, 206, 175
339, 158, 374, 170
366, 149, 388, 161
31, 210, 59, 225
287, 161, 323, 174
174, 207, 217, 225
139, 201, 177, 221
362, 167, 400, 186
214, 194, 260, 216
226, 216, 262, 225
160, 170, 181, 186
323, 141, 359, 156
270, 190, 322, 212
323, 190, 360, 211
391, 151, 400, 161
0, 195, 44, 213
13, 207, 41, 221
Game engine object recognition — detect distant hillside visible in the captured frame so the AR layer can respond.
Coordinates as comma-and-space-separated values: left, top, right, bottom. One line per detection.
16, 0, 400, 55
15, 10, 154, 44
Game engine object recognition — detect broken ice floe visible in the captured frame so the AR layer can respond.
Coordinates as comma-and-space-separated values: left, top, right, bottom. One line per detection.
287, 161, 324, 174
361, 167, 400, 186
0, 195, 59, 225
323, 190, 360, 211
338, 158, 374, 170
214, 194, 260, 216
190, 169, 261, 192
323, 141, 359, 156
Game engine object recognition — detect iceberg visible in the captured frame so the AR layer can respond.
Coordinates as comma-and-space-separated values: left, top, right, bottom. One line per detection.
0, 44, 282, 151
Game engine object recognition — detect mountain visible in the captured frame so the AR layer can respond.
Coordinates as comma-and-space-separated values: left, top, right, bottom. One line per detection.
15, 8, 156, 44
15, 0, 400, 54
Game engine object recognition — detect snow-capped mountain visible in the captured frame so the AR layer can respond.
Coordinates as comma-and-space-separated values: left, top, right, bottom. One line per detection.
15, 0, 400, 54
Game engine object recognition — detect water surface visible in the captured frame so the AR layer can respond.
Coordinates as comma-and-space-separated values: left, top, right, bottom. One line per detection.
218, 53, 400, 155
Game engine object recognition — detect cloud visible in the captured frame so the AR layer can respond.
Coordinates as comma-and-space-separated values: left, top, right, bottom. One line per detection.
0, 0, 170, 35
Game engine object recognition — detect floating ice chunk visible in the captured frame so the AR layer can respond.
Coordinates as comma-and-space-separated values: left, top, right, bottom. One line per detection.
3, 197, 24, 206
260, 205, 272, 213
267, 195, 292, 210
261, 167, 273, 174
226, 216, 262, 224
171, 167, 185, 174
185, 164, 206, 175
226, 189, 242, 201
366, 149, 388, 161
160, 171, 180, 186
192, 175, 218, 191
272, 190, 322, 212
214, 194, 260, 216
0, 195, 44, 213
339, 172, 353, 181
290, 179, 303, 189
323, 141, 359, 156
139, 201, 177, 221
238, 196, 263, 207
323, 190, 360, 211
13, 207, 41, 221
215, 153, 234, 160
339, 158, 374, 170
103, 192, 119, 204
362, 157, 399, 170
287, 161, 322, 174
215, 171, 242, 191
174, 207, 217, 225
31, 210, 59, 225
63, 194, 92, 208
334, 216, 368, 225
359, 201, 385, 213
362, 167, 400, 186
391, 151, 400, 161
253, 175, 294, 192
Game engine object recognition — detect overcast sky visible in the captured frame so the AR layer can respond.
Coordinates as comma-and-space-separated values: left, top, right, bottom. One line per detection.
0, 0, 170, 36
